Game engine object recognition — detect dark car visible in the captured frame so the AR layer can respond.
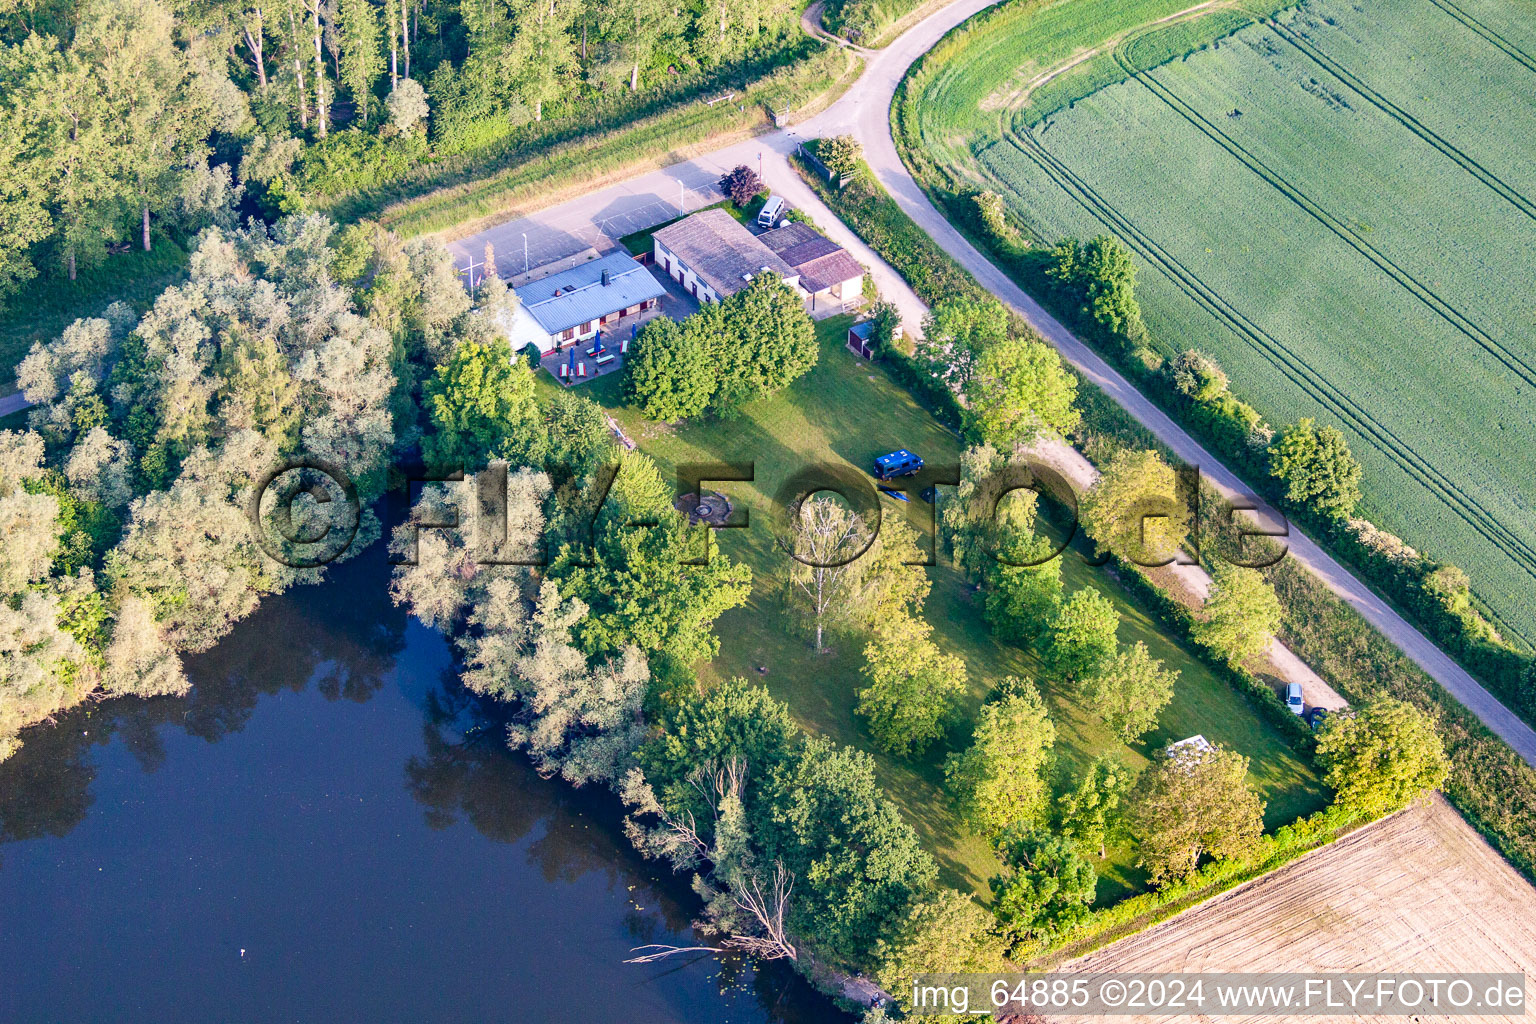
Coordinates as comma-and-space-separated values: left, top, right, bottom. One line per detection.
873, 449, 924, 480
1305, 706, 1330, 729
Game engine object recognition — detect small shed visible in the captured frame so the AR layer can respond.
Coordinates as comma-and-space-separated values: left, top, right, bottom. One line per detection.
847, 320, 877, 359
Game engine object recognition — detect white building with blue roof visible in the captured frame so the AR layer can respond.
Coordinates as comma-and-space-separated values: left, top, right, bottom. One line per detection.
502, 251, 666, 355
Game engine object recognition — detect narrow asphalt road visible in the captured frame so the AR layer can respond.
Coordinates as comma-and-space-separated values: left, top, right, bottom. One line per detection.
0, 390, 30, 418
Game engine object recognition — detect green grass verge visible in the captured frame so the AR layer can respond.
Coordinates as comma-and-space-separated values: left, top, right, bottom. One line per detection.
557, 314, 1323, 903
0, 241, 189, 390
374, 45, 858, 240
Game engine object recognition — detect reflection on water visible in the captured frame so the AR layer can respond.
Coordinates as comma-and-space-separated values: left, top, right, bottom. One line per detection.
0, 534, 844, 1024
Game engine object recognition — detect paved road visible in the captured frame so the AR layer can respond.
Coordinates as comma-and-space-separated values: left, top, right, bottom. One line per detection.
0, 390, 29, 418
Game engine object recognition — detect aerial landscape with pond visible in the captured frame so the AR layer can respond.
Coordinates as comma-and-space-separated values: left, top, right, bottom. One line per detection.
2, 0, 1536, 1020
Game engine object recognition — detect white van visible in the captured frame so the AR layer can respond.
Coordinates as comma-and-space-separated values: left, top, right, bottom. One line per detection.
757, 195, 786, 227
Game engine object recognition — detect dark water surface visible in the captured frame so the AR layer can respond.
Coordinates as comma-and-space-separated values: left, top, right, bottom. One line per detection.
0, 542, 844, 1024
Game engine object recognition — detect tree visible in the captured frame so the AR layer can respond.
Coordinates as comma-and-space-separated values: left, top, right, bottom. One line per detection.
718, 164, 763, 207
541, 389, 617, 483
1079, 449, 1188, 565
984, 533, 1062, 644
758, 736, 938, 964
974, 189, 1007, 239
873, 890, 1007, 1012
506, 580, 651, 787
1314, 695, 1449, 816
640, 678, 800, 834
100, 594, 189, 696
857, 611, 967, 756
385, 76, 428, 133
1043, 587, 1119, 683
338, 0, 384, 125
989, 827, 1097, 939
1126, 743, 1265, 886
78, 0, 225, 251
1169, 349, 1228, 402
1084, 642, 1178, 742
711, 276, 817, 410
944, 679, 1056, 838
421, 336, 544, 473
918, 296, 1008, 393
1056, 755, 1134, 858
621, 314, 715, 420
783, 496, 873, 653
1268, 418, 1363, 520
818, 134, 862, 177
552, 452, 751, 664
1047, 235, 1146, 345
1191, 563, 1282, 667
963, 334, 1080, 450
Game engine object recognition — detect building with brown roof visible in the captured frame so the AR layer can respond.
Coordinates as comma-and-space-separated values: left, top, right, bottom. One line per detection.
651, 209, 864, 313
651, 209, 799, 303
759, 223, 865, 312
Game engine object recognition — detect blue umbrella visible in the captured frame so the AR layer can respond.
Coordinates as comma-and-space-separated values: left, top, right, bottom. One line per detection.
592, 330, 604, 355
566, 347, 576, 380
630, 323, 638, 341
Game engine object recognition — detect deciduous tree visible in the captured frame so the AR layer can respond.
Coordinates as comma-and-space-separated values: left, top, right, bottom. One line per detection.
1314, 694, 1448, 816
1191, 563, 1282, 667
1126, 743, 1264, 886
1268, 418, 1363, 520
944, 679, 1055, 838
1084, 642, 1178, 742
1079, 449, 1188, 565
989, 827, 1097, 939
857, 611, 967, 756
1043, 586, 1118, 683
963, 334, 1079, 450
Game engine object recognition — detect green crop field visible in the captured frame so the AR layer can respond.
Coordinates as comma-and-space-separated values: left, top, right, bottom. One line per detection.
903, 0, 1536, 645
559, 316, 1325, 903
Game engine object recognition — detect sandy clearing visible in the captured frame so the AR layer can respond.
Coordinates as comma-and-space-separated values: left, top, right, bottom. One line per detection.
1050, 794, 1536, 1023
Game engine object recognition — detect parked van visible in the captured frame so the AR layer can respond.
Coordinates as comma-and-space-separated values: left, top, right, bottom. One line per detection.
757, 195, 786, 227
1286, 682, 1305, 715
873, 449, 924, 480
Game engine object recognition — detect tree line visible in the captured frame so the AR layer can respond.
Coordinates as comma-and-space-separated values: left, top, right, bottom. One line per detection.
0, 0, 807, 307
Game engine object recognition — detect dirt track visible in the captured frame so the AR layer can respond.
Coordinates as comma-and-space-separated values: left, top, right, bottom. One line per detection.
1053, 795, 1536, 1023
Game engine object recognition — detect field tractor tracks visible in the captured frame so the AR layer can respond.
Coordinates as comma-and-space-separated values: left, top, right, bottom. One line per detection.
1004, 126, 1536, 587
1114, 46, 1536, 401
1261, 16, 1536, 225
1425, 0, 1536, 74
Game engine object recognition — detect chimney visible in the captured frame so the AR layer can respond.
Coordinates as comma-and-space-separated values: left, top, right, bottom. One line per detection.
601, 269, 611, 287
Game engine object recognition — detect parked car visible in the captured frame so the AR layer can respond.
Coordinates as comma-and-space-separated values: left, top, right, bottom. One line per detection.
1305, 706, 1330, 729
1285, 682, 1305, 715
873, 449, 924, 480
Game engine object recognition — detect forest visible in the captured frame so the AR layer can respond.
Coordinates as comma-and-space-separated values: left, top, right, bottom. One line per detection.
0, 0, 807, 306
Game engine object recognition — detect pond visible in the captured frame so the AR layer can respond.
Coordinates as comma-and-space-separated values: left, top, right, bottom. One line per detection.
0, 537, 846, 1024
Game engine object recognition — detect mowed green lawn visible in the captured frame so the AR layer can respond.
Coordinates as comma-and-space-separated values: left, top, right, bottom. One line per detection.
565, 315, 1324, 901
908, 0, 1536, 647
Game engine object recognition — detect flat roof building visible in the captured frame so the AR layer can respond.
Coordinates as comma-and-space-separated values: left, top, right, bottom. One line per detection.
501, 251, 665, 354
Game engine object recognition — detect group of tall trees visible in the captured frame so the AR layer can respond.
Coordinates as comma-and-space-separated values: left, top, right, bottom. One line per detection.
0, 0, 808, 304
622, 275, 818, 420
2, 212, 499, 758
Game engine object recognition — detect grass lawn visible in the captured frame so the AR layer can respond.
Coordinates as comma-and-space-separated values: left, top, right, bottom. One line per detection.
0, 241, 189, 391
561, 314, 1325, 902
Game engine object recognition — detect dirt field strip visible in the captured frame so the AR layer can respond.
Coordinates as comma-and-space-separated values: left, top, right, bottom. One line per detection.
1050, 794, 1536, 1023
